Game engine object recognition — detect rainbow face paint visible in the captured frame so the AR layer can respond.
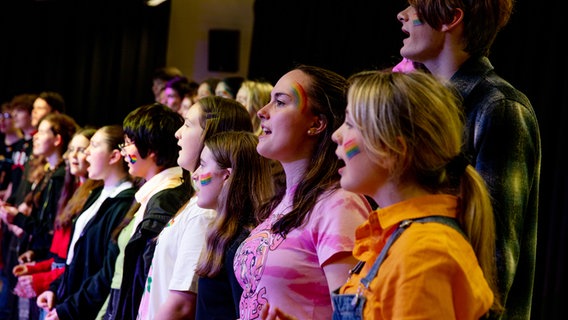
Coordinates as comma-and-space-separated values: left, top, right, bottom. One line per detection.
199, 172, 213, 186
344, 139, 361, 160
128, 154, 137, 164
411, 13, 423, 26
291, 82, 308, 113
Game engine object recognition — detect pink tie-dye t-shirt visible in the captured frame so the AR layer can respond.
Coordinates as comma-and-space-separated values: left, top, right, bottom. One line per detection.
233, 188, 370, 320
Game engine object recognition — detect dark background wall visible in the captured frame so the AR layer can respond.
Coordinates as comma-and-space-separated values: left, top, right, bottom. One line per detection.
0, 0, 565, 318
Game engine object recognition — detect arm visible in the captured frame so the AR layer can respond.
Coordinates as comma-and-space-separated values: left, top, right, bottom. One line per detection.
154, 290, 197, 320
322, 252, 359, 292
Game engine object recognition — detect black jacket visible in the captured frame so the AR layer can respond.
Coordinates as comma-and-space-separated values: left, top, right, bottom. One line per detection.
12, 163, 66, 260
115, 182, 192, 320
52, 186, 138, 320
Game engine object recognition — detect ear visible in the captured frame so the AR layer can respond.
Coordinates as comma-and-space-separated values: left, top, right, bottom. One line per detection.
307, 114, 328, 136
54, 134, 63, 149
441, 8, 464, 31
109, 149, 123, 165
223, 168, 232, 181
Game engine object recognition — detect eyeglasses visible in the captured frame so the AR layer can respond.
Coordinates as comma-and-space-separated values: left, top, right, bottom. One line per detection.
118, 141, 135, 152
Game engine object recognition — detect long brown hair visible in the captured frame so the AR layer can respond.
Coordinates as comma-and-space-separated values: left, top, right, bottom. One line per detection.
195, 131, 273, 277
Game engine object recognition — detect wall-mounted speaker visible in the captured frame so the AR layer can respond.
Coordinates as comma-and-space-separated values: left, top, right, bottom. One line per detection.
208, 29, 240, 73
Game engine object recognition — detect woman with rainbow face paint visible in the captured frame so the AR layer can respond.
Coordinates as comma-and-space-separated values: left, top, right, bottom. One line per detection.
232, 65, 371, 320
191, 131, 274, 319
329, 70, 498, 319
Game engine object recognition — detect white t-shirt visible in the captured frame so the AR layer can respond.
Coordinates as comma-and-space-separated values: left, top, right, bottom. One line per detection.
137, 196, 216, 320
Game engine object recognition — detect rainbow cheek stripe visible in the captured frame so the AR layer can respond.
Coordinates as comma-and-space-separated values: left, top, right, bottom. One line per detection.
128, 154, 137, 164
344, 139, 361, 160
200, 172, 212, 186
291, 82, 308, 113
411, 13, 423, 26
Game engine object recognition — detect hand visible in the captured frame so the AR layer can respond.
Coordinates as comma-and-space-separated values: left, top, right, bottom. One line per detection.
7, 223, 25, 238
260, 303, 298, 320
18, 250, 35, 264
13, 275, 37, 298
17, 202, 32, 216
37, 290, 55, 311
0, 204, 19, 223
13, 262, 34, 276
45, 309, 60, 320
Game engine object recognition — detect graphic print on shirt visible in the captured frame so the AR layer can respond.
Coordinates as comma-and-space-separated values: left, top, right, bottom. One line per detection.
234, 217, 284, 319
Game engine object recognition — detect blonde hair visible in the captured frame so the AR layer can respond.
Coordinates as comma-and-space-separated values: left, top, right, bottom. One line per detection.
347, 70, 502, 314
238, 80, 273, 135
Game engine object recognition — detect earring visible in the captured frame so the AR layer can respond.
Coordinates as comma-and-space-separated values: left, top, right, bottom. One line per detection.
308, 128, 316, 135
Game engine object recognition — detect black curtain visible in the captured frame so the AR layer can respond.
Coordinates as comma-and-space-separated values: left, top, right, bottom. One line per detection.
248, 0, 566, 319
0, 0, 170, 127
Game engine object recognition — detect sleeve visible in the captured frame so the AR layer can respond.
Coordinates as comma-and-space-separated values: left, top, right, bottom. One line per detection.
169, 209, 214, 292
23, 257, 54, 274
312, 190, 370, 265
31, 267, 65, 296
471, 98, 540, 296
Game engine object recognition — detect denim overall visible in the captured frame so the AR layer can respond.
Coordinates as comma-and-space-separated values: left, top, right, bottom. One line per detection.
331, 216, 465, 320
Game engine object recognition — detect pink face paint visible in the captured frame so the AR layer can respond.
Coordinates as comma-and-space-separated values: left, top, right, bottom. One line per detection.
199, 172, 212, 186
291, 82, 308, 113
344, 139, 361, 160
411, 13, 423, 26
128, 154, 137, 164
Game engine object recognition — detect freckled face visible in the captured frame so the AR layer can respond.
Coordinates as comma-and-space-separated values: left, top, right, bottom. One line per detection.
191, 146, 227, 209
256, 70, 318, 163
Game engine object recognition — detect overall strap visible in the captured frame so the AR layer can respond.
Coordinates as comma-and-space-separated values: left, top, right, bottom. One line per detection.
359, 216, 464, 289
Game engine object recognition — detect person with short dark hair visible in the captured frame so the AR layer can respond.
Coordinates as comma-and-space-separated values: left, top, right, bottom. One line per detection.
102, 103, 190, 320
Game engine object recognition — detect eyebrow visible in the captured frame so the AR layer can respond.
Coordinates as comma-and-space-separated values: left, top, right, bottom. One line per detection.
274, 92, 290, 100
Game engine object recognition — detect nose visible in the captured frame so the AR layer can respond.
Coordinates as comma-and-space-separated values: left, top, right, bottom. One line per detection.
257, 103, 269, 120
397, 7, 409, 22
331, 128, 341, 144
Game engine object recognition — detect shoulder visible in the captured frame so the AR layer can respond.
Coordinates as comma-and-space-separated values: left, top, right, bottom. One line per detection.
456, 57, 534, 116
148, 182, 192, 213
316, 187, 372, 215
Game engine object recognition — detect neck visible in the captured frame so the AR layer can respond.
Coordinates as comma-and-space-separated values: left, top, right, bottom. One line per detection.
280, 158, 308, 195
45, 153, 63, 170
104, 172, 129, 188
22, 126, 36, 140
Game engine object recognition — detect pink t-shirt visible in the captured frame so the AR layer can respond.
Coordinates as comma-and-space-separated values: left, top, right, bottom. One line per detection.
233, 188, 371, 320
